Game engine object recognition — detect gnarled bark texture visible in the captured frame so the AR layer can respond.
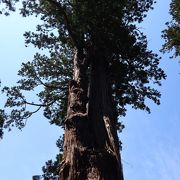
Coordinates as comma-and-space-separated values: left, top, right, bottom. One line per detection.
59, 49, 124, 180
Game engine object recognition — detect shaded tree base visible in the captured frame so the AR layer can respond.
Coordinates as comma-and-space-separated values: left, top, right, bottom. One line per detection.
60, 146, 123, 180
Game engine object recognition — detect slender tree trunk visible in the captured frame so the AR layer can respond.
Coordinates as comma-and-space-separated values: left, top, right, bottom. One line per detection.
59, 49, 124, 180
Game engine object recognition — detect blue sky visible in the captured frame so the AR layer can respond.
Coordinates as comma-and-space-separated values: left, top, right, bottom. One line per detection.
0, 0, 180, 179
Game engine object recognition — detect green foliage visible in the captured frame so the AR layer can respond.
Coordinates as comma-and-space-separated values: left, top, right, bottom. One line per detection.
0, 0, 166, 177
1, 48, 72, 131
0, 110, 6, 139
161, 0, 180, 58
0, 0, 165, 134
41, 136, 64, 179
0, 0, 18, 15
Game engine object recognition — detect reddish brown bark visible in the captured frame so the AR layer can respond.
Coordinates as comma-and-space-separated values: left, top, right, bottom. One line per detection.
59, 49, 124, 180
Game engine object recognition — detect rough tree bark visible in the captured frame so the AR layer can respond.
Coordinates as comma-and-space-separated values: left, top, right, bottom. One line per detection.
59, 49, 124, 180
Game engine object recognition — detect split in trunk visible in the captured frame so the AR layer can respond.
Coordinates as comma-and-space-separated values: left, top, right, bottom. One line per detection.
60, 49, 124, 180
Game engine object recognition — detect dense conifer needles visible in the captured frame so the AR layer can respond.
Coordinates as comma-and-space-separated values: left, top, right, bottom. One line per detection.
161, 0, 180, 58
0, 0, 166, 138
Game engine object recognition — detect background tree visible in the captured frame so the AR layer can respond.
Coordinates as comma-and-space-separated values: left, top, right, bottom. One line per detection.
0, 0, 166, 179
161, 0, 180, 58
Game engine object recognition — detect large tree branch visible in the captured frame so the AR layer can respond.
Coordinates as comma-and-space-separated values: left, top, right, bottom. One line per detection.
25, 100, 56, 107
18, 92, 56, 107
33, 69, 68, 91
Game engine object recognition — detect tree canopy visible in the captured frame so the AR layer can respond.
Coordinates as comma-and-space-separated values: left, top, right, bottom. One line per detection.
161, 0, 180, 58
0, 1, 166, 179
0, 0, 166, 138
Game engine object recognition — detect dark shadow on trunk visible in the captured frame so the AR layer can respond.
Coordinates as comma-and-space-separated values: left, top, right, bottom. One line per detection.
59, 49, 124, 180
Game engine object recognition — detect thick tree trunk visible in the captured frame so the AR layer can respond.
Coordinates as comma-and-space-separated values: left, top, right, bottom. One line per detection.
59, 50, 124, 180
87, 54, 124, 180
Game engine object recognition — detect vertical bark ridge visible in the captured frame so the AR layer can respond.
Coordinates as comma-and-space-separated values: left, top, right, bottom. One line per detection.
60, 49, 91, 179
88, 55, 124, 180
60, 50, 124, 180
